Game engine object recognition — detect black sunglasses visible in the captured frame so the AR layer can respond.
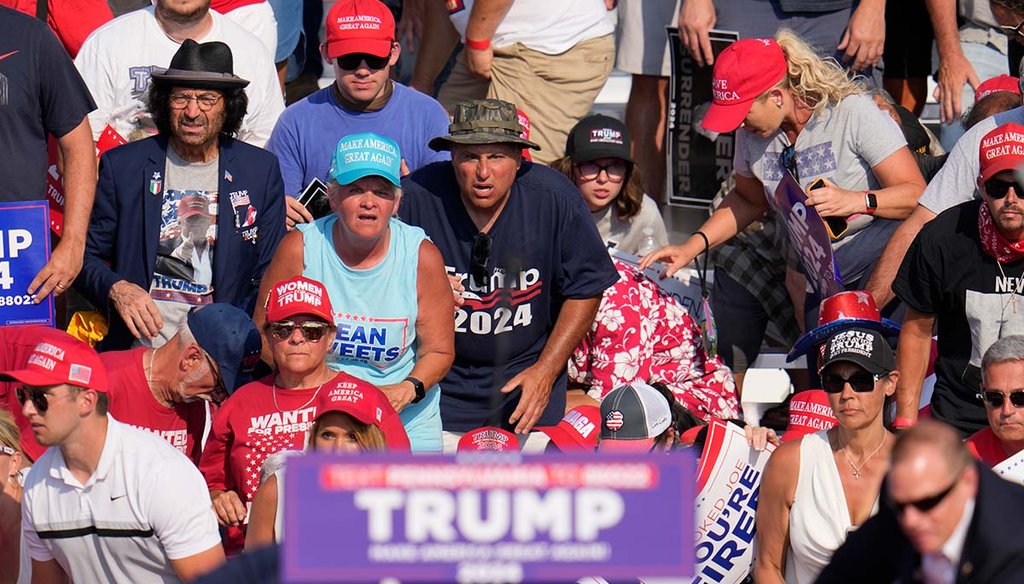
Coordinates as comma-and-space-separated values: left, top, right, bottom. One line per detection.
471, 232, 492, 286
982, 178, 1024, 200
821, 371, 883, 393
1001, 18, 1024, 39
977, 390, 1024, 408
887, 475, 960, 515
336, 51, 391, 70
576, 160, 627, 182
267, 320, 333, 342
779, 144, 799, 182
16, 386, 72, 414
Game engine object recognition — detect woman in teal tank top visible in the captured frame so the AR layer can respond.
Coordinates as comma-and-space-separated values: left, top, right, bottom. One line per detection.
255, 133, 454, 452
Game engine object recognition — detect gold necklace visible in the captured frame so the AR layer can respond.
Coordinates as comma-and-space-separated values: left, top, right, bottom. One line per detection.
838, 432, 887, 480
997, 261, 1019, 315
271, 374, 330, 413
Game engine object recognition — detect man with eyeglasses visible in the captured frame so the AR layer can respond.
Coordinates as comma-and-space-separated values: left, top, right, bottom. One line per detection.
77, 40, 285, 351
966, 334, 1024, 466
817, 420, 1024, 583
266, 0, 450, 230
3, 331, 226, 583
73, 0, 283, 147
893, 123, 1024, 437
97, 304, 261, 464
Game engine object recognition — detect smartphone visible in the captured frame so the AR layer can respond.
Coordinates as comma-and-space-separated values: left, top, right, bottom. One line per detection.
808, 178, 848, 239
297, 177, 331, 220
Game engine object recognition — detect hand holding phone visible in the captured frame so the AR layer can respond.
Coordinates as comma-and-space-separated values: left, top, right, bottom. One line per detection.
807, 178, 849, 240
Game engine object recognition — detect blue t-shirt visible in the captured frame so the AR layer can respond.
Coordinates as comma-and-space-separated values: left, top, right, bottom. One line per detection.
266, 82, 450, 195
399, 162, 618, 432
0, 7, 95, 202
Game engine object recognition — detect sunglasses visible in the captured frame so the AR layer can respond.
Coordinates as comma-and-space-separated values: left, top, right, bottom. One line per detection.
0, 444, 15, 456
169, 93, 223, 111
576, 161, 627, 183
471, 232, 492, 286
336, 51, 391, 70
1001, 18, 1024, 39
779, 144, 799, 182
203, 351, 228, 404
16, 386, 75, 414
887, 475, 960, 515
821, 371, 883, 393
977, 390, 1024, 408
982, 178, 1024, 200
267, 320, 334, 342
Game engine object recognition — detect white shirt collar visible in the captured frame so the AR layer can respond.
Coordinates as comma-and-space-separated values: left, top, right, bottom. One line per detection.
940, 496, 976, 568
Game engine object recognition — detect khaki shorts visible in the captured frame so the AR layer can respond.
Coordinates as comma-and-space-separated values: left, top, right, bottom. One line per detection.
438, 34, 615, 165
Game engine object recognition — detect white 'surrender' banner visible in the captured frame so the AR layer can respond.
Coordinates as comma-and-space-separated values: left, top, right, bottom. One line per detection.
692, 420, 775, 584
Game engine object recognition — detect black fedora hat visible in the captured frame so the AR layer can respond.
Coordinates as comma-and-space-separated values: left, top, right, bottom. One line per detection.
150, 39, 249, 90
428, 99, 540, 152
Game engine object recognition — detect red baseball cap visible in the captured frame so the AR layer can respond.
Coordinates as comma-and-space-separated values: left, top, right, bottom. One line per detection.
314, 373, 410, 450
979, 123, 1024, 182
324, 0, 395, 59
0, 331, 108, 392
458, 427, 519, 452
701, 38, 787, 134
178, 195, 212, 219
265, 276, 335, 323
787, 290, 902, 362
975, 74, 1021, 102
535, 406, 600, 452
782, 390, 837, 442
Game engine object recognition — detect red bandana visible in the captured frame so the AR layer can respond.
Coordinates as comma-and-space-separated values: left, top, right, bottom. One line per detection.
979, 202, 1024, 263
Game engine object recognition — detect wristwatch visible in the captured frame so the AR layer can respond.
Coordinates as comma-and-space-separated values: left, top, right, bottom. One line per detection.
405, 376, 426, 404
864, 192, 878, 215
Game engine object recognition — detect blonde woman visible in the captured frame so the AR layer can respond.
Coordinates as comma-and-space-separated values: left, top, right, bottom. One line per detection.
0, 410, 28, 583
641, 32, 925, 309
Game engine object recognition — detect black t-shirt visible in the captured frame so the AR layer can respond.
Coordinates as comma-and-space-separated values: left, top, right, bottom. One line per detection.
894, 199, 1024, 435
400, 161, 618, 432
0, 7, 95, 202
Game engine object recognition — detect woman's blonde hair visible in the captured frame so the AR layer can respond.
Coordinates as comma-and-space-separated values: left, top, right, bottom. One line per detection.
770, 29, 866, 114
0, 409, 22, 458
307, 412, 388, 452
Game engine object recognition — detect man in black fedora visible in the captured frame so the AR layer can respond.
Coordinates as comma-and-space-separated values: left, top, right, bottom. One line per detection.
398, 98, 617, 450
77, 40, 285, 351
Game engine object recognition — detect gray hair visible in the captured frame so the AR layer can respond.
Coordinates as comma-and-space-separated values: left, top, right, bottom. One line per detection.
982, 335, 1024, 374
867, 86, 896, 106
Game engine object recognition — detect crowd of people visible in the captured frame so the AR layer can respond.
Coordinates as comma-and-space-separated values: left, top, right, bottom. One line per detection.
6, 0, 1024, 582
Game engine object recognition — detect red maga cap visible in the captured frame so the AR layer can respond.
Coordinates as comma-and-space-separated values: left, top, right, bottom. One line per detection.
536, 405, 600, 452
975, 74, 1021, 102
701, 38, 787, 134
0, 331, 108, 392
979, 123, 1024, 182
458, 427, 519, 452
324, 0, 395, 59
177, 195, 212, 219
314, 373, 410, 450
265, 276, 334, 323
782, 390, 837, 442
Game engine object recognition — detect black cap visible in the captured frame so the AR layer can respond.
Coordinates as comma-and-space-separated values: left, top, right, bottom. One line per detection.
820, 328, 895, 376
565, 114, 633, 163
150, 39, 249, 90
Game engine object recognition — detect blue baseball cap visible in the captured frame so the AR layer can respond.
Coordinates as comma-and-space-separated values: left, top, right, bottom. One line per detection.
187, 304, 262, 394
329, 132, 401, 187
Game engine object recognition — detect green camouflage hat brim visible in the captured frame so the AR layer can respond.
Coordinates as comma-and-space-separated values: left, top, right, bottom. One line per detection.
428, 132, 541, 152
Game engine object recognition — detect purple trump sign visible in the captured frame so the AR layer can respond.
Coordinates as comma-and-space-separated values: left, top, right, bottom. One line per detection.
771, 174, 843, 297
282, 453, 695, 583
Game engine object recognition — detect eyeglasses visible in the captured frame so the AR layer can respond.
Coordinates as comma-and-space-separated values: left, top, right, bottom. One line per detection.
16, 386, 74, 414
336, 51, 391, 71
576, 161, 627, 183
203, 351, 228, 404
887, 473, 961, 515
169, 93, 223, 111
977, 390, 1024, 408
821, 371, 883, 393
267, 320, 333, 342
779, 144, 799, 182
471, 232, 492, 286
982, 178, 1024, 200
1001, 18, 1024, 39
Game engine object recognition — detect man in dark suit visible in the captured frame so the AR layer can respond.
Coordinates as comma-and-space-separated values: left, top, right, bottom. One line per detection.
77, 39, 285, 350
816, 420, 1024, 584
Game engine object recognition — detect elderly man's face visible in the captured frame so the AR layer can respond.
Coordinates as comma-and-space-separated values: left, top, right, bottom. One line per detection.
981, 360, 1024, 449
887, 446, 978, 555
451, 143, 522, 214
169, 87, 226, 149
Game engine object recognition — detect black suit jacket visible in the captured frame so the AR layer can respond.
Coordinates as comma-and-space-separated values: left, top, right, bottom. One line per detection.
816, 462, 1024, 583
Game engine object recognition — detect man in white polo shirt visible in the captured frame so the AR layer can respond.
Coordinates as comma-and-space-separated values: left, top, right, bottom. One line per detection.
3, 332, 224, 583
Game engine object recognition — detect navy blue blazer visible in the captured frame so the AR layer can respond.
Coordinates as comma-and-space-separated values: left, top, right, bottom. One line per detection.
77, 135, 286, 350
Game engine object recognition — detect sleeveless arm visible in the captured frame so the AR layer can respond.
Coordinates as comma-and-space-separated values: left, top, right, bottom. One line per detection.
753, 439, 800, 584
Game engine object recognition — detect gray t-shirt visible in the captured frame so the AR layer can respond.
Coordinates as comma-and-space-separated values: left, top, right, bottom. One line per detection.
147, 148, 219, 346
918, 107, 1024, 214
592, 194, 668, 254
734, 92, 905, 247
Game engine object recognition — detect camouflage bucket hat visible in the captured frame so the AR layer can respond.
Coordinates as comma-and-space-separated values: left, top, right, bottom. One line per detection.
428, 99, 541, 152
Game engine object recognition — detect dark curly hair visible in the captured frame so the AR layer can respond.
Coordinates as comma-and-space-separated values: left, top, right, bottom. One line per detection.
147, 83, 248, 138
550, 155, 646, 221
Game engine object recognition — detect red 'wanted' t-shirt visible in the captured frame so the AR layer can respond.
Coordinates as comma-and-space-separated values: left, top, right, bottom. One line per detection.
100, 348, 209, 464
